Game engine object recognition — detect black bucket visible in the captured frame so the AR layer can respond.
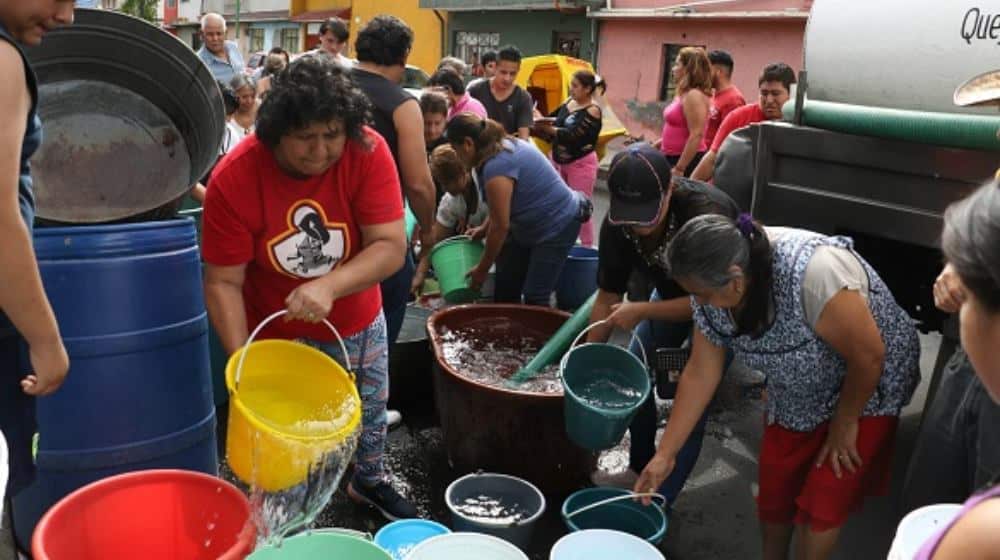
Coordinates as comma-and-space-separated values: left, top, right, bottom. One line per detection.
24, 8, 225, 224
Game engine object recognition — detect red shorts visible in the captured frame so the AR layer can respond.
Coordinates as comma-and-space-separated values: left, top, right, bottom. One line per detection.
757, 416, 898, 532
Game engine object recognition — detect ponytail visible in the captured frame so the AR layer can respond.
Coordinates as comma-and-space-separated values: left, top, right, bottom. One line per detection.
736, 215, 774, 337
573, 69, 607, 97
668, 213, 774, 338
444, 113, 512, 167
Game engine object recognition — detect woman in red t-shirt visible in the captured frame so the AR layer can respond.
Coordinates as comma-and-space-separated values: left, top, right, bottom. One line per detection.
202, 57, 417, 520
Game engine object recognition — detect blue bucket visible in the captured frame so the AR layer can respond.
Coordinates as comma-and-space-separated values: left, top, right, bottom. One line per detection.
560, 321, 650, 450
374, 519, 451, 560
556, 245, 598, 311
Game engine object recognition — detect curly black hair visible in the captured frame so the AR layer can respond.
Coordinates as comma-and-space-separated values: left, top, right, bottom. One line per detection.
355, 15, 413, 67
256, 56, 372, 149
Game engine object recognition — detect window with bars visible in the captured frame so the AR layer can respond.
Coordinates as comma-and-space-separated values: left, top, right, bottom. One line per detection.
453, 31, 500, 75
281, 28, 300, 54
249, 28, 265, 53
659, 44, 683, 102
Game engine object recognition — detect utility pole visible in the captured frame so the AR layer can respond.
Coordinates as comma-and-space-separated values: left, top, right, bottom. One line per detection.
235, 0, 241, 39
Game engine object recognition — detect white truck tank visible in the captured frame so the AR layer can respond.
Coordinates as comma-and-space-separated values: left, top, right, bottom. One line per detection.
805, 0, 1000, 114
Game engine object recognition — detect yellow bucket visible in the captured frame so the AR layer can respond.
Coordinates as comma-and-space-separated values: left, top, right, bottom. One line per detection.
225, 311, 362, 492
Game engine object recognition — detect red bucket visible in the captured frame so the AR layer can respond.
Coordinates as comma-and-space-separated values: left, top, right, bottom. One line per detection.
32, 469, 255, 560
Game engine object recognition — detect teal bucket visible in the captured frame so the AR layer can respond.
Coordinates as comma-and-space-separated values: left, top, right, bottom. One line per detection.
560, 321, 650, 450
405, 204, 417, 242
561, 488, 668, 545
247, 529, 391, 560
429, 235, 485, 304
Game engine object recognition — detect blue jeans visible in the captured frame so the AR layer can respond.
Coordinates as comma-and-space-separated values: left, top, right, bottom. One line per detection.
494, 219, 581, 306
305, 314, 389, 486
627, 290, 713, 506
380, 251, 414, 349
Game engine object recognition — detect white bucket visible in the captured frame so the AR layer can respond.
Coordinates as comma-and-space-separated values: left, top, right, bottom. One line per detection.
887, 504, 962, 560
550, 529, 665, 560
0, 430, 7, 519
408, 532, 529, 560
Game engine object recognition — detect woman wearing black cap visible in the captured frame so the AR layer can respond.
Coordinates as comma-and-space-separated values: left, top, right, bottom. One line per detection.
635, 214, 919, 560
585, 143, 738, 505
0, 1, 73, 528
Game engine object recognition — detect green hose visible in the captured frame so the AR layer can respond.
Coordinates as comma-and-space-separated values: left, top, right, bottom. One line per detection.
507, 291, 598, 386
782, 99, 1000, 152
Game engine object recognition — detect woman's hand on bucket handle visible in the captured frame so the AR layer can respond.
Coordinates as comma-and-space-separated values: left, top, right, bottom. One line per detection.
607, 301, 644, 332
633, 452, 675, 506
465, 223, 487, 241
285, 276, 337, 324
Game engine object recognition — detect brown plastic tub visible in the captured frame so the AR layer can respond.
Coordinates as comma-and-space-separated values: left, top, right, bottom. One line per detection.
428, 304, 597, 494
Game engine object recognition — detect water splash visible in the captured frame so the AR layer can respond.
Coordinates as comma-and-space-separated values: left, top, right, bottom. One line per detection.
249, 429, 360, 547
452, 494, 532, 524
439, 322, 563, 394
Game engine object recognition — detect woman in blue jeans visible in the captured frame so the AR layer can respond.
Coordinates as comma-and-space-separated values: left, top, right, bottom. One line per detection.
446, 114, 586, 305
585, 144, 738, 504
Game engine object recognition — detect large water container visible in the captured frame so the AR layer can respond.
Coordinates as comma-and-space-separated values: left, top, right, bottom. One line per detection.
12, 219, 217, 550
805, 0, 1000, 115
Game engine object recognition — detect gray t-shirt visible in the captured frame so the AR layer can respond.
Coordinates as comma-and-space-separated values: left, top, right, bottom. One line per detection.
479, 139, 579, 244
467, 80, 534, 135
768, 227, 869, 328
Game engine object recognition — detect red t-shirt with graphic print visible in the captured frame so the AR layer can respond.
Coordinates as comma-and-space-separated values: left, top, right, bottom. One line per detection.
202, 128, 404, 342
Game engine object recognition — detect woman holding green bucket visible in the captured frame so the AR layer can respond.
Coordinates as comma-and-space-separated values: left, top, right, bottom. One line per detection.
411, 144, 489, 297
202, 56, 418, 521
445, 114, 590, 306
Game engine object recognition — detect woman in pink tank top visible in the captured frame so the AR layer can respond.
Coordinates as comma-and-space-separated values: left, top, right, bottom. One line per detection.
913, 179, 1000, 559
656, 46, 711, 177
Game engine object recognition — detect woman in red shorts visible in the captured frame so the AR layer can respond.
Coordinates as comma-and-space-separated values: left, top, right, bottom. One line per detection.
634, 214, 920, 560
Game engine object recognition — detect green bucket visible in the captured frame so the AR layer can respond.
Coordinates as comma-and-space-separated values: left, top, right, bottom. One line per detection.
248, 529, 392, 560
429, 235, 485, 304
561, 321, 650, 450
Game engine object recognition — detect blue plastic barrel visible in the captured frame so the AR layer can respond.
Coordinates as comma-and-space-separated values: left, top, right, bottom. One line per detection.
556, 245, 599, 311
13, 219, 217, 550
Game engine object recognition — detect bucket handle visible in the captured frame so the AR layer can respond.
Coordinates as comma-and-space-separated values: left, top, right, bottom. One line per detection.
564, 492, 667, 520
561, 319, 649, 371
305, 527, 373, 541
233, 309, 352, 390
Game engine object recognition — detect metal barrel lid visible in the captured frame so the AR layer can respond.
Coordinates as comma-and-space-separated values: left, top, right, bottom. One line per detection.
24, 8, 225, 224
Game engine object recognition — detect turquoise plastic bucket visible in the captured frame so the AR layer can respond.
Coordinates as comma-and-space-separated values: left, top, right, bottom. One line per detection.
429, 236, 485, 303
561, 488, 668, 545
247, 529, 391, 560
560, 321, 650, 450
405, 204, 417, 242
374, 519, 451, 560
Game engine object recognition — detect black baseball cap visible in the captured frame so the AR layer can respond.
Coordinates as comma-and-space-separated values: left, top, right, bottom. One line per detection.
607, 143, 672, 226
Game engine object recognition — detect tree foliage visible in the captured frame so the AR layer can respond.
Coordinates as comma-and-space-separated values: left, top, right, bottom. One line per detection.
119, 0, 158, 22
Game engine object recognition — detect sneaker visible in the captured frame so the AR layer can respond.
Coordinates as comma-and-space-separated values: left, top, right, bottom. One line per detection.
347, 478, 419, 521
386, 409, 403, 429
590, 468, 640, 489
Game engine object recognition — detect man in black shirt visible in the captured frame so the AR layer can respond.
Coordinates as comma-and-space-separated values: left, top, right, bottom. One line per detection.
467, 45, 533, 139
347, 14, 435, 521
586, 143, 739, 504
352, 16, 436, 344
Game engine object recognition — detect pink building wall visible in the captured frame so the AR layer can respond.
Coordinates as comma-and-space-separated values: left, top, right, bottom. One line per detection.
597, 17, 806, 140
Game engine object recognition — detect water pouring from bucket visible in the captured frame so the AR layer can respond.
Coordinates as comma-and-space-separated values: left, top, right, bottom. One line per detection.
225, 310, 362, 545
